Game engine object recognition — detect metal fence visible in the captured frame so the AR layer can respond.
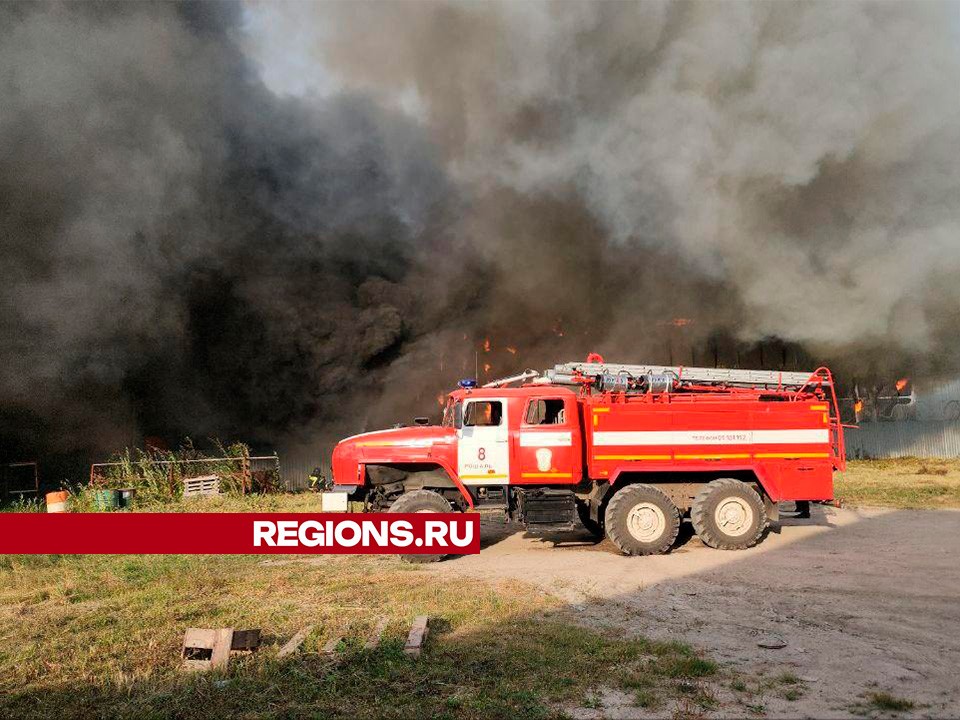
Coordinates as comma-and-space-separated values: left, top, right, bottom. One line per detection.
845, 421, 960, 459
1, 461, 39, 498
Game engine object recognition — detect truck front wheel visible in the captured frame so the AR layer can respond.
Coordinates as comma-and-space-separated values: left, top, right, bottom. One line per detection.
691, 478, 766, 550
388, 489, 453, 564
605, 484, 680, 555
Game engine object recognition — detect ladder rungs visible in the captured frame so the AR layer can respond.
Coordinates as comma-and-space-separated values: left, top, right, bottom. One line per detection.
548, 362, 825, 388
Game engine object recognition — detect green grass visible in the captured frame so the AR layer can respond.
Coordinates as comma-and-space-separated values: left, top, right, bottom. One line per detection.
837, 459, 960, 509
0, 550, 729, 719
617, 642, 717, 711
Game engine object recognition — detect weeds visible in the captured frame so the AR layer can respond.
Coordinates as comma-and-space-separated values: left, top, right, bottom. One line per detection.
0, 496, 44, 513
776, 671, 801, 685
867, 691, 914, 712
31, 440, 285, 511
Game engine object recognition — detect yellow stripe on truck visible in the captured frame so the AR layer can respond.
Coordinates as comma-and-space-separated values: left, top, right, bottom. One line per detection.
594, 454, 671, 461
753, 452, 830, 459
520, 472, 573, 478
674, 453, 751, 460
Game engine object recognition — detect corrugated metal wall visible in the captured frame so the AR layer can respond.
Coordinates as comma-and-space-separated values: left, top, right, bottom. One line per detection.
845, 421, 960, 459
278, 447, 332, 491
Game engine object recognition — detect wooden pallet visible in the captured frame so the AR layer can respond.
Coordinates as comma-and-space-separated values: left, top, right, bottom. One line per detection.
182, 627, 259, 671
182, 474, 220, 497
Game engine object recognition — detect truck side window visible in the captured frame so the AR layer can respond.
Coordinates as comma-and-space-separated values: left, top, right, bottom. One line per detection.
525, 398, 565, 425
464, 400, 502, 427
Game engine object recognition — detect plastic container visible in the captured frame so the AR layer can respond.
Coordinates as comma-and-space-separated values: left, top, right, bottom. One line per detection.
45, 490, 69, 513
93, 489, 119, 512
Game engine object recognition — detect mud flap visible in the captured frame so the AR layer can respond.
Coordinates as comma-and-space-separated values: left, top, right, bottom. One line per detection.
763, 495, 780, 534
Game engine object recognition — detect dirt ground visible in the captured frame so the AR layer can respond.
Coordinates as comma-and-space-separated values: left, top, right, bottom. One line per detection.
432, 506, 960, 718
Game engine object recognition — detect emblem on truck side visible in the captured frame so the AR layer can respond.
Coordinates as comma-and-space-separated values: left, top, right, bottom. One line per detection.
535, 448, 553, 472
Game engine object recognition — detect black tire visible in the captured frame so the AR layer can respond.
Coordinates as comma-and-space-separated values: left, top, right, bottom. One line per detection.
604, 484, 680, 556
691, 478, 767, 550
576, 499, 604, 538
389, 489, 453, 563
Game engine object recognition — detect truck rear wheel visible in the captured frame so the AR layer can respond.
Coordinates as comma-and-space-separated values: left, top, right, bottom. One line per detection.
691, 478, 766, 550
605, 484, 680, 555
389, 489, 452, 564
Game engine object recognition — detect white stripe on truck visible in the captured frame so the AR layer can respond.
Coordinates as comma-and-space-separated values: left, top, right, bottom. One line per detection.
592, 429, 829, 446
519, 431, 572, 447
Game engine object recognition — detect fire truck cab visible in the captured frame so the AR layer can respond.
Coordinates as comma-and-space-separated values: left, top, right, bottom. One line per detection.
327, 358, 845, 557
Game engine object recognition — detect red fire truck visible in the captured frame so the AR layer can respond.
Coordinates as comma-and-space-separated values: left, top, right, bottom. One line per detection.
327, 356, 844, 557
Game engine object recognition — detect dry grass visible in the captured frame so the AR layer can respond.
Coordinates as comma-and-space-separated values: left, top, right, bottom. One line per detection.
837, 458, 960, 509
0, 546, 732, 719
866, 691, 915, 712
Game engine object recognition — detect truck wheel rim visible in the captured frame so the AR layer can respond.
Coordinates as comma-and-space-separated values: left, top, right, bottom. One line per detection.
714, 497, 753, 537
626, 502, 666, 543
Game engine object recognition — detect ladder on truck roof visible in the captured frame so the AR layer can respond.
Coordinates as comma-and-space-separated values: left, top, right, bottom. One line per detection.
543, 362, 828, 389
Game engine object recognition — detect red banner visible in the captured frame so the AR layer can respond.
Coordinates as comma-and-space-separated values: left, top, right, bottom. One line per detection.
0, 513, 480, 555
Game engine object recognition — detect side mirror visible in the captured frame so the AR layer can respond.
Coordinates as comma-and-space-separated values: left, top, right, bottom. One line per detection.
414, 417, 430, 426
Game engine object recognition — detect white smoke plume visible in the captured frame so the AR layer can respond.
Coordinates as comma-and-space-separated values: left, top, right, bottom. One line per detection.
274, 0, 960, 358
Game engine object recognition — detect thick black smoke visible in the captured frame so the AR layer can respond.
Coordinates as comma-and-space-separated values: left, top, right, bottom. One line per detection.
0, 2, 460, 465
2, 1, 959, 472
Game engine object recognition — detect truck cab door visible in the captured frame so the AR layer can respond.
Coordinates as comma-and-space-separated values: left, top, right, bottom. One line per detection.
517, 396, 581, 484
457, 398, 510, 485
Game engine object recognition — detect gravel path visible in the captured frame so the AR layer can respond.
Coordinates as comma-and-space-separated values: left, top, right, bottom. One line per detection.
434, 505, 960, 718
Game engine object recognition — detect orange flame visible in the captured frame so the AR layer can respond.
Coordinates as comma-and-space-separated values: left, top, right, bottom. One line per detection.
671, 318, 694, 327
854, 400, 864, 414
483, 363, 492, 373
437, 394, 445, 406
483, 338, 491, 352
895, 378, 909, 392
506, 346, 517, 355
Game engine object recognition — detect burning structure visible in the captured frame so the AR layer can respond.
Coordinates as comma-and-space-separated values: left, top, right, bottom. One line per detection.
1, 2, 960, 477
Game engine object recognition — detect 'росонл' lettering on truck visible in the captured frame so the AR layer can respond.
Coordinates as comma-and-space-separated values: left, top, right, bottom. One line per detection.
317, 354, 845, 560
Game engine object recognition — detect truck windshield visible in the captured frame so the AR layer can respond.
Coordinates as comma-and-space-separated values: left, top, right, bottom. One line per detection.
442, 399, 462, 428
